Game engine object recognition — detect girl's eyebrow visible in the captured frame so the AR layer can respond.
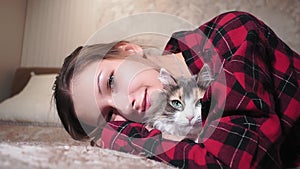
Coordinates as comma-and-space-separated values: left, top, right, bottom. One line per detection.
97, 71, 102, 95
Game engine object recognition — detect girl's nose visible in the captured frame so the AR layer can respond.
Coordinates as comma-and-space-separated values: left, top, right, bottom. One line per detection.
132, 100, 138, 110
131, 99, 142, 112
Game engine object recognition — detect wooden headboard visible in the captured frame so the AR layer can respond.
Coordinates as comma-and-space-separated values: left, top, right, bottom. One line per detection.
11, 67, 61, 97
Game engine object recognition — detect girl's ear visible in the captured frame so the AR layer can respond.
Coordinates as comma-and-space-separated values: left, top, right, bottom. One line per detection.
117, 42, 143, 56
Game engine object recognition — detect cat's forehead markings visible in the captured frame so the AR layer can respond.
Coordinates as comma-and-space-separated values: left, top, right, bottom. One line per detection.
179, 88, 183, 99
172, 88, 183, 99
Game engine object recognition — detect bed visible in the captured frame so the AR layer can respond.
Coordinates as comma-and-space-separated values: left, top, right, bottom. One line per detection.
0, 67, 173, 169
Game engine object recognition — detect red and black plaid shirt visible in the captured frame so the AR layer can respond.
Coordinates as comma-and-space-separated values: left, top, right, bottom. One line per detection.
100, 11, 300, 169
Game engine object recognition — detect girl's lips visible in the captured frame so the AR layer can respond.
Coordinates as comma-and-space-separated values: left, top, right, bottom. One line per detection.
142, 89, 151, 113
145, 90, 151, 112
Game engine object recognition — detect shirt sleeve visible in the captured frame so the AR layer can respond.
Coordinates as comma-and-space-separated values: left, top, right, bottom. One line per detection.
100, 11, 300, 169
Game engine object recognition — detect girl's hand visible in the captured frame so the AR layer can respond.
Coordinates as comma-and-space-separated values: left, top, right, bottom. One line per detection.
162, 133, 185, 142
145, 125, 192, 142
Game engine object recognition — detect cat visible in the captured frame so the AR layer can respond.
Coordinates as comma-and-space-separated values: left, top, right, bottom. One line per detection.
144, 64, 214, 142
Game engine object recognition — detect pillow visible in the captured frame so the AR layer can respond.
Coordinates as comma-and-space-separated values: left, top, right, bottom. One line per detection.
0, 73, 61, 125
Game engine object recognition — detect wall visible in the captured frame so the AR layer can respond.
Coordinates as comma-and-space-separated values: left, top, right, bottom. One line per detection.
21, 0, 98, 67
0, 0, 27, 101
21, 0, 299, 68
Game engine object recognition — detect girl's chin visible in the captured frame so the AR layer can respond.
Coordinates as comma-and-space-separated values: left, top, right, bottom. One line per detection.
125, 113, 145, 123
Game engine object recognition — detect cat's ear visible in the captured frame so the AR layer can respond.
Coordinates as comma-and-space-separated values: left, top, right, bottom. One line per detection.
158, 68, 177, 88
197, 64, 214, 89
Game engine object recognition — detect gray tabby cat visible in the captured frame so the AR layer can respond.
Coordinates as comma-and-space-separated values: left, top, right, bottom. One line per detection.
144, 64, 213, 141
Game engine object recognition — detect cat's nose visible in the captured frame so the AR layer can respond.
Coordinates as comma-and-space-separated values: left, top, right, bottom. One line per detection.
186, 115, 194, 122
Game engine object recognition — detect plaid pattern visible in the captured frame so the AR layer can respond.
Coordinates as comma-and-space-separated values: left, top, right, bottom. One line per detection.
100, 11, 300, 169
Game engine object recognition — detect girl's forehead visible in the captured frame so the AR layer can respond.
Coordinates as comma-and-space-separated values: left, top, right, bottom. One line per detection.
72, 58, 122, 85
73, 55, 157, 85
73, 61, 101, 82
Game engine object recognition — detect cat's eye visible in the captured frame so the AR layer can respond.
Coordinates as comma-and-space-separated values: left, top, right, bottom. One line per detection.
170, 100, 183, 110
195, 99, 202, 107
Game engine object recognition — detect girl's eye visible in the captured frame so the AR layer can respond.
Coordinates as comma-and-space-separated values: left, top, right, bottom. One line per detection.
108, 73, 114, 89
170, 100, 183, 110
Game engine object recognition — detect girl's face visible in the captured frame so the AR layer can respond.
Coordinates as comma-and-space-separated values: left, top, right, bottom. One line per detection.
70, 45, 163, 127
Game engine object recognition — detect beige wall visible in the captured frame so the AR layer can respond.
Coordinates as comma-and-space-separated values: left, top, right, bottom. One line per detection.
21, 0, 98, 67
0, 0, 27, 101
21, 0, 299, 68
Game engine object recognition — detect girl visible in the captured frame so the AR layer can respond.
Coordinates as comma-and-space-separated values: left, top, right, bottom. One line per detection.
54, 11, 300, 169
